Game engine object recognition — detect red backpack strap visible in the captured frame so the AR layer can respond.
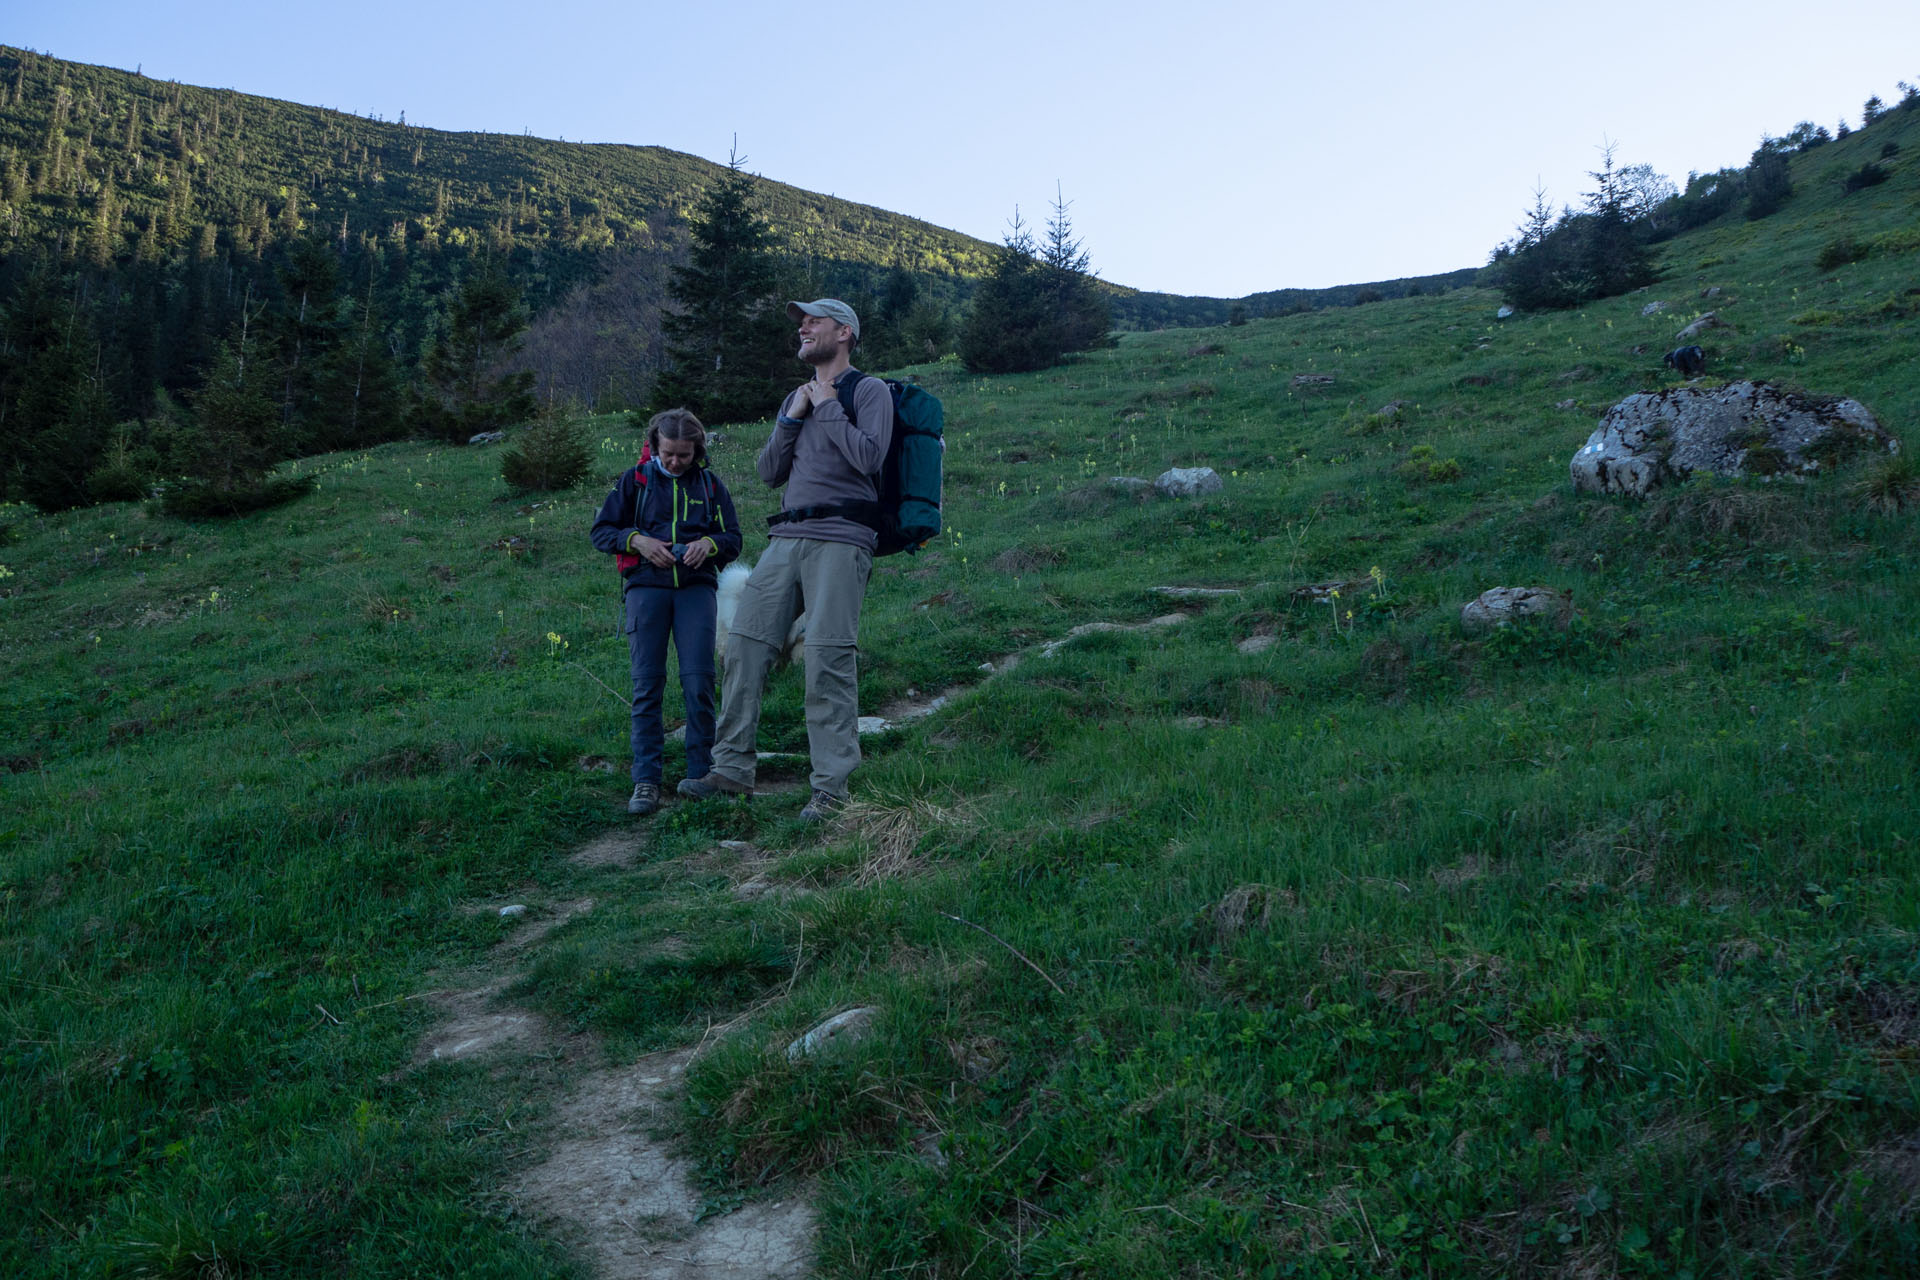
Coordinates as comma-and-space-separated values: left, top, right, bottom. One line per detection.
614, 446, 655, 575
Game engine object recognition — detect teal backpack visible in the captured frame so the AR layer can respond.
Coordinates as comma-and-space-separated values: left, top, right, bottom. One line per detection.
768, 374, 944, 556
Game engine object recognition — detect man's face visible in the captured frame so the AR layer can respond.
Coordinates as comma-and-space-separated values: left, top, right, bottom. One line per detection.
656, 437, 697, 476
797, 313, 851, 365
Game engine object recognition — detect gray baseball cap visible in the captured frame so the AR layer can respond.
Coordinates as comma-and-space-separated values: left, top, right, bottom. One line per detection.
786, 298, 860, 339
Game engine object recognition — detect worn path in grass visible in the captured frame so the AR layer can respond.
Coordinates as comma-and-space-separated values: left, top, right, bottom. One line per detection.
413, 833, 814, 1280
408, 601, 1221, 1275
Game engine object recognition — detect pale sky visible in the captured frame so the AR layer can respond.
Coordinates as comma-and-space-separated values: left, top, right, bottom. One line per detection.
8, 1, 1918, 296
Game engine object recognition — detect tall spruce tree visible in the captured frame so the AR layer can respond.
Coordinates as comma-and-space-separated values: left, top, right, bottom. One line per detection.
1038, 187, 1113, 358
650, 152, 795, 423
1745, 139, 1793, 220
4, 268, 112, 511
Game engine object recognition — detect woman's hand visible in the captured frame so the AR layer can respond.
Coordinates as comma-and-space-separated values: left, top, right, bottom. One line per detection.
680, 539, 712, 570
630, 534, 675, 568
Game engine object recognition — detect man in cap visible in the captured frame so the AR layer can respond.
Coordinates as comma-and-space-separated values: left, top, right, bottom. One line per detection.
678, 299, 893, 820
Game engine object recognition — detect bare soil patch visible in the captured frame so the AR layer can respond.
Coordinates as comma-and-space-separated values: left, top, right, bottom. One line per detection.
413, 980, 550, 1067
511, 1048, 816, 1278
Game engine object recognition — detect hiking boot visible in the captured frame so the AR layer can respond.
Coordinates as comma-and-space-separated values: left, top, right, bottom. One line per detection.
798, 790, 845, 822
627, 782, 660, 815
676, 771, 751, 800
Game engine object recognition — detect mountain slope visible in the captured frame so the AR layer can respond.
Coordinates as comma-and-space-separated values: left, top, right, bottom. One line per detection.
3, 89, 1918, 1278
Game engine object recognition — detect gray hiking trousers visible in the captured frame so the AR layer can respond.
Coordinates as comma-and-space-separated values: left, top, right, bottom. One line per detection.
710, 536, 872, 799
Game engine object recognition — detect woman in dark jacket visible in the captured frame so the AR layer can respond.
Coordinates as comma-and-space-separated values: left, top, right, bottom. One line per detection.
590, 409, 742, 814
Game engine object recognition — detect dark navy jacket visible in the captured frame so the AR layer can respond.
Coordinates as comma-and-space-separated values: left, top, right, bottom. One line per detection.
589, 459, 743, 590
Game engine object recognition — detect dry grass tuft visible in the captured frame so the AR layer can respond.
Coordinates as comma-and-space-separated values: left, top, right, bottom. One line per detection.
1849, 454, 1920, 516
990, 544, 1067, 575
1645, 482, 1809, 545
1210, 883, 1294, 940
839, 795, 966, 887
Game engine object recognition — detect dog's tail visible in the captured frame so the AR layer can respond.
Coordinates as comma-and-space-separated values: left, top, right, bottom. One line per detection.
715, 562, 752, 656
713, 561, 806, 665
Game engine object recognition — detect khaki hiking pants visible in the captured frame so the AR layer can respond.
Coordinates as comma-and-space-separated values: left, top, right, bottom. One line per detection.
711, 536, 872, 799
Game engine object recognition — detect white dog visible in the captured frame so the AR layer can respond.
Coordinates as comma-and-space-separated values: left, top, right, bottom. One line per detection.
716, 562, 805, 665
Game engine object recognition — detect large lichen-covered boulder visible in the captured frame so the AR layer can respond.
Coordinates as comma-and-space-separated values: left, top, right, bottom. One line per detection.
1570, 380, 1896, 497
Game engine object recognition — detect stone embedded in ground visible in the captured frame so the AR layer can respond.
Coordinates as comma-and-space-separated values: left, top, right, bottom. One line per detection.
1154, 467, 1224, 498
1105, 476, 1151, 496
856, 715, 891, 736
414, 982, 547, 1066
1496, 305, 1515, 319
1641, 300, 1669, 316
499, 904, 528, 918
1040, 613, 1188, 658
1290, 373, 1336, 388
1555, 398, 1579, 411
502, 899, 595, 952
1700, 286, 1723, 300
1570, 379, 1896, 497
1152, 585, 1243, 598
1675, 311, 1724, 340
1461, 587, 1574, 633
1291, 579, 1372, 604
786, 1007, 880, 1061
468, 430, 507, 445
877, 691, 951, 724
1237, 634, 1279, 655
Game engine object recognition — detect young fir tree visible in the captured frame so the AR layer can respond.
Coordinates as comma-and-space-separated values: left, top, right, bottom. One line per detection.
416, 261, 537, 442
650, 152, 796, 424
959, 210, 1059, 374
1492, 149, 1657, 312
160, 322, 311, 517
961, 196, 1111, 374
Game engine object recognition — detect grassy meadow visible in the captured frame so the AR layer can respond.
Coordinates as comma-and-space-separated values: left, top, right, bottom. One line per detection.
4, 107, 1920, 1277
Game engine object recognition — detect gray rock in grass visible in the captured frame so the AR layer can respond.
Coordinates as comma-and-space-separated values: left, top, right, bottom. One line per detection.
1461, 587, 1573, 633
786, 1007, 879, 1061
1675, 311, 1724, 340
1153, 467, 1224, 499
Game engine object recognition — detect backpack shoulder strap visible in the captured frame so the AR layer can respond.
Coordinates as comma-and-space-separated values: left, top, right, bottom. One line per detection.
834, 370, 870, 426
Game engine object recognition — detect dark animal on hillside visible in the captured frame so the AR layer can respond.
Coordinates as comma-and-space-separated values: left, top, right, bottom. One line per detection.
1664, 345, 1706, 377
